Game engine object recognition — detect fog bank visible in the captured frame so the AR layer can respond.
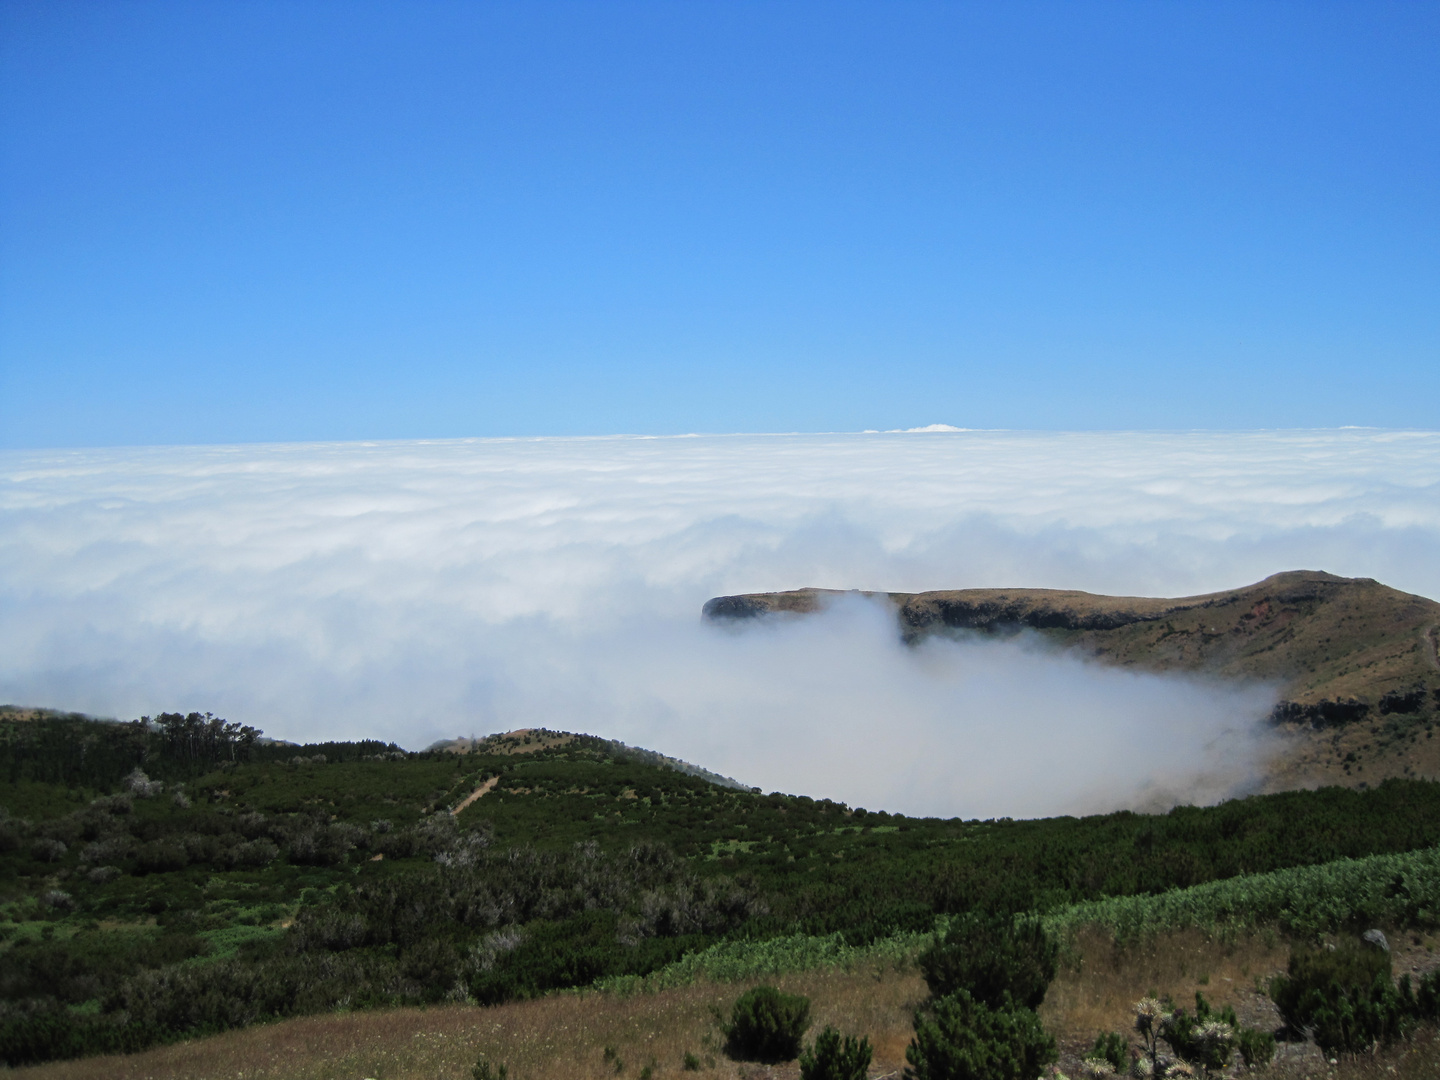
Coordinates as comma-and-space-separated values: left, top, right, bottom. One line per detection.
2, 429, 1435, 817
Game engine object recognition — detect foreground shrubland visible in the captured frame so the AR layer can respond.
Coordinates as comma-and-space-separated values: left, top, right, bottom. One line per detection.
9, 712, 1440, 1067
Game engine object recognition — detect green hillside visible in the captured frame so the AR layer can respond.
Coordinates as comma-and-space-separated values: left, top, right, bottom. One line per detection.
6, 709, 1440, 1066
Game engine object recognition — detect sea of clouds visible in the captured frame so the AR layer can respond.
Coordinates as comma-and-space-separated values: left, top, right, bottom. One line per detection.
2, 429, 1437, 818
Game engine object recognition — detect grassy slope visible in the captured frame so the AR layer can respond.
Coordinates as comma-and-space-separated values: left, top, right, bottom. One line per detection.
707, 571, 1440, 788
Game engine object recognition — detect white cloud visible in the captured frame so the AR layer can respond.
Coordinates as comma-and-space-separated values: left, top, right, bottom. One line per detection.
1, 430, 1436, 817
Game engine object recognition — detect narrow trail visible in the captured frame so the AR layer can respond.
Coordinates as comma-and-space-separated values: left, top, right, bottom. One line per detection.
451, 776, 499, 816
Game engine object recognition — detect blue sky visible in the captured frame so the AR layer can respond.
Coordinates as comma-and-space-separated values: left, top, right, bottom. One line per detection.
1, 1, 1437, 447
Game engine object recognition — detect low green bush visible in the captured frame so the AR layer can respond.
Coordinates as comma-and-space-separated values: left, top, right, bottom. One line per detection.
1162, 992, 1238, 1075
1414, 968, 1440, 1019
799, 1025, 872, 1080
724, 985, 811, 1062
918, 912, 1057, 1010
905, 990, 1056, 1080
1047, 845, 1440, 943
1268, 941, 1412, 1055
1236, 1026, 1276, 1070
1088, 1031, 1128, 1072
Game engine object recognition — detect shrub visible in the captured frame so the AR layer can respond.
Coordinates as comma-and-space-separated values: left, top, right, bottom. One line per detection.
1089, 1031, 1129, 1072
1133, 992, 1270, 1076
724, 984, 811, 1062
471, 1056, 507, 1080
1162, 993, 1236, 1075
800, 1026, 873, 1080
1046, 844, 1440, 944
1236, 1026, 1275, 1070
919, 912, 1058, 1010
1268, 941, 1412, 1055
905, 989, 1057, 1080
1415, 969, 1440, 1019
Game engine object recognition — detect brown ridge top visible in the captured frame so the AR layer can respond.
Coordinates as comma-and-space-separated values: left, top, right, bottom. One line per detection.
706, 571, 1440, 791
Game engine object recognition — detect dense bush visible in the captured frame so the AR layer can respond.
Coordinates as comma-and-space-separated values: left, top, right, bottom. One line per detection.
1414, 967, 1440, 1019
724, 985, 812, 1063
1236, 1026, 1276, 1070
799, 1026, 872, 1080
1088, 1031, 1128, 1072
0, 928, 209, 1005
1268, 941, 1412, 1055
1161, 992, 1238, 1076
918, 913, 1057, 1010
289, 840, 759, 958
0, 1004, 163, 1068
905, 990, 1057, 1080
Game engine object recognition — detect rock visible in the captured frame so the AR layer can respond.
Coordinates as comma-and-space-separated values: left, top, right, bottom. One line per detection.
1362, 929, 1390, 953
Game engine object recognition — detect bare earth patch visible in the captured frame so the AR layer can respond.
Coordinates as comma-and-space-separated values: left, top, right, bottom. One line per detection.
450, 776, 499, 816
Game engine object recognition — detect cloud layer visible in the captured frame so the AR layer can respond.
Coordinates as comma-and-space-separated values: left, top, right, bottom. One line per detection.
2, 430, 1436, 817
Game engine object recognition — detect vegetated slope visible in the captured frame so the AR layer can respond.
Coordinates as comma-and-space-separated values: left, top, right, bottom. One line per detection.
8, 709, 1440, 1066
704, 571, 1440, 789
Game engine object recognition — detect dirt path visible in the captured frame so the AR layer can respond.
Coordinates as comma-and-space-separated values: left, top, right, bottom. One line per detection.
451, 776, 499, 816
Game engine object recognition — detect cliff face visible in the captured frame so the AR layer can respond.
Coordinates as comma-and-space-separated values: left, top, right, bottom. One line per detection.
704, 571, 1440, 791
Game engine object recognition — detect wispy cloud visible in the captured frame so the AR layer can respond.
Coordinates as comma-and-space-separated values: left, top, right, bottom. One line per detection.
1, 430, 1436, 817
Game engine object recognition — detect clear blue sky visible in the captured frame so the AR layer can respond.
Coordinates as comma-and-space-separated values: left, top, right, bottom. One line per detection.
1, 1, 1436, 447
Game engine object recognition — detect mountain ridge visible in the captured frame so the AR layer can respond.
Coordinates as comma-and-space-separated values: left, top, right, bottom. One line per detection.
705, 570, 1440, 791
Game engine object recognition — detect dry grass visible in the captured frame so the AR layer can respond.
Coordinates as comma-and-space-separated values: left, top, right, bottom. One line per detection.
1042, 926, 1290, 1045
1315, 1025, 1440, 1080
3, 964, 927, 1080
